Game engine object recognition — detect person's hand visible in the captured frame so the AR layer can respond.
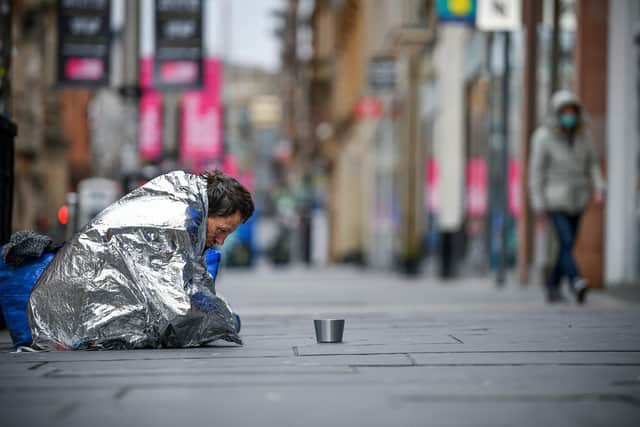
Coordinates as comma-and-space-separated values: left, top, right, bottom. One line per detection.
535, 212, 547, 231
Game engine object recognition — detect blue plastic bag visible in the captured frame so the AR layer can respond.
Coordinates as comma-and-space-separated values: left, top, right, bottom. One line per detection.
205, 248, 222, 282
190, 249, 222, 314
0, 248, 55, 348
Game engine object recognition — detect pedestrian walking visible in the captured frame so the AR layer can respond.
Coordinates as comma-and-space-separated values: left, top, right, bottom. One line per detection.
528, 90, 605, 304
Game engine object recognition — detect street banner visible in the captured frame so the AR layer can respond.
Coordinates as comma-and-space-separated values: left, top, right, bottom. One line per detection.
154, 0, 203, 90
355, 97, 384, 120
179, 91, 221, 171
508, 158, 520, 217
139, 91, 163, 161
140, 56, 154, 89
425, 158, 439, 214
139, 55, 163, 161
179, 58, 222, 170
466, 157, 488, 217
57, 0, 111, 87
437, 0, 476, 24
476, 0, 522, 31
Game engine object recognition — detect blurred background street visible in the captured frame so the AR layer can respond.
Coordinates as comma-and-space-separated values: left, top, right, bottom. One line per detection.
218, 263, 629, 316
1, 0, 638, 288
1, 0, 639, 425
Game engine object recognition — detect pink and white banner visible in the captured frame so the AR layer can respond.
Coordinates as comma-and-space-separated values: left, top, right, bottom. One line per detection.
180, 91, 222, 171
57, 0, 111, 87
139, 91, 163, 161
138, 56, 224, 169
64, 58, 104, 81
179, 59, 223, 170
466, 158, 488, 217
203, 58, 222, 102
138, 56, 163, 161
152, 0, 203, 89
160, 61, 200, 85
508, 159, 521, 217
140, 56, 154, 89
425, 158, 439, 214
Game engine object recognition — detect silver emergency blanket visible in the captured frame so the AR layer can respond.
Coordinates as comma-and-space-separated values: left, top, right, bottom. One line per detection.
28, 171, 241, 350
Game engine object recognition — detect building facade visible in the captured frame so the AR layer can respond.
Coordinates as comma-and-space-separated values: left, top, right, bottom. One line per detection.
605, 0, 640, 286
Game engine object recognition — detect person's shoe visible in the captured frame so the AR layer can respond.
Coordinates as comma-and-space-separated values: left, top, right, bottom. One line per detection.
234, 313, 242, 333
572, 277, 589, 304
546, 287, 568, 303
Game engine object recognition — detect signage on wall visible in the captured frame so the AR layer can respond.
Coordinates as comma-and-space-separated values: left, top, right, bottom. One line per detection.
57, 0, 111, 87
355, 97, 384, 119
476, 0, 522, 31
437, 0, 477, 24
368, 57, 396, 90
154, 0, 203, 90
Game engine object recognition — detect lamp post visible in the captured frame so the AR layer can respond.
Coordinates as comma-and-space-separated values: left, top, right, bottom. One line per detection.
496, 31, 510, 286
392, 25, 434, 275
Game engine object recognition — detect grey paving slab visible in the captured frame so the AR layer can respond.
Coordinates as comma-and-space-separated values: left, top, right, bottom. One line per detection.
1, 267, 639, 427
295, 341, 461, 356
1, 389, 116, 427
56, 384, 640, 427
42, 353, 410, 373
0, 344, 292, 364
398, 342, 640, 353
0, 388, 116, 407
353, 365, 640, 395
0, 354, 412, 392
409, 351, 640, 365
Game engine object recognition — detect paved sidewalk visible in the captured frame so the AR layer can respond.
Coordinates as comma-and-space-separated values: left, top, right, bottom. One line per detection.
1, 267, 639, 426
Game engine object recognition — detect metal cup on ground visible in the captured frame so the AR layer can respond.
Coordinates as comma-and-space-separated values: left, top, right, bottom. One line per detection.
314, 319, 345, 343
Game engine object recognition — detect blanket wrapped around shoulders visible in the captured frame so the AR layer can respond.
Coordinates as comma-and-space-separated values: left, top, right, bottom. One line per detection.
28, 171, 241, 350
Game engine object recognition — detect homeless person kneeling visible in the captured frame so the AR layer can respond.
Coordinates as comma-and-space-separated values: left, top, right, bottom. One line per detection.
28, 170, 254, 350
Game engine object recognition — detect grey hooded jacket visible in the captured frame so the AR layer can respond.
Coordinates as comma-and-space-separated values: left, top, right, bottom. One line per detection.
528, 90, 605, 214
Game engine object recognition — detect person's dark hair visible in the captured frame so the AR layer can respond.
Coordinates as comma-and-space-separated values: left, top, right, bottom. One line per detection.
200, 170, 254, 222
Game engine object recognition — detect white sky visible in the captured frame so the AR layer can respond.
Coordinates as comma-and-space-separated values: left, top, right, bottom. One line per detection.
139, 0, 283, 71
211, 0, 283, 71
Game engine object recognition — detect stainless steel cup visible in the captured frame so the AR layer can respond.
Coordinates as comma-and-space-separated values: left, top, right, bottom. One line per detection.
314, 319, 345, 343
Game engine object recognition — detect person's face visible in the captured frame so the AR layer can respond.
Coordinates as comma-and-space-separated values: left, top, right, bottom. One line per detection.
558, 105, 579, 130
206, 211, 243, 248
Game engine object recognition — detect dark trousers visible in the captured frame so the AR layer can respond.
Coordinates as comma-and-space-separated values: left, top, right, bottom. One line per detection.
547, 211, 582, 289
